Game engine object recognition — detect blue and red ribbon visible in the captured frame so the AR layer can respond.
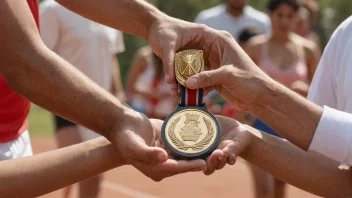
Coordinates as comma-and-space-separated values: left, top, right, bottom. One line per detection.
180, 86, 204, 107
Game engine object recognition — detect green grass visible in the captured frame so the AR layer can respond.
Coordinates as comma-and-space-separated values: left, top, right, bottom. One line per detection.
28, 104, 54, 137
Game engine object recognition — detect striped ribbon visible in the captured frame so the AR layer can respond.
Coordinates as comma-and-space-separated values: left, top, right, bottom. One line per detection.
180, 85, 204, 106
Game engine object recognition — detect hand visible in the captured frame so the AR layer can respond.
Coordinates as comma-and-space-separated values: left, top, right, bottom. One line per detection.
202, 115, 253, 175
148, 16, 244, 97
185, 64, 273, 111
148, 16, 272, 110
109, 110, 206, 181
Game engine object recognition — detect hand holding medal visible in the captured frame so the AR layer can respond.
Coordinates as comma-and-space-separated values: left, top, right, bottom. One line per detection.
161, 50, 221, 160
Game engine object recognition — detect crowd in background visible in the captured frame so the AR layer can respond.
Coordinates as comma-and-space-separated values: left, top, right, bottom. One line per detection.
38, 0, 322, 198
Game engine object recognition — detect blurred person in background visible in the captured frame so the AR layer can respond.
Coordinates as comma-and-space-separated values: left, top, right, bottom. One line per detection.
194, 0, 270, 40
244, 0, 321, 197
293, 1, 320, 44
195, 0, 270, 119
40, 0, 126, 197
126, 46, 176, 120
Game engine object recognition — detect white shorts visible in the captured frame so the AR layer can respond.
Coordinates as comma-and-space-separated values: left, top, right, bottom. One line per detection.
0, 130, 33, 160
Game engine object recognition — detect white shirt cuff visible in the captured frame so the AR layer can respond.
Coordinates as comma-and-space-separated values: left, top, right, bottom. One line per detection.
308, 106, 352, 166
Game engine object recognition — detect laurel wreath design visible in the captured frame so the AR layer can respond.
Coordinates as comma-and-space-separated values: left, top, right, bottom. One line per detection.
168, 116, 214, 151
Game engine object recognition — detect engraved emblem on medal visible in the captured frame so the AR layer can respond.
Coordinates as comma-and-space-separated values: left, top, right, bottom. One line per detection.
162, 49, 220, 160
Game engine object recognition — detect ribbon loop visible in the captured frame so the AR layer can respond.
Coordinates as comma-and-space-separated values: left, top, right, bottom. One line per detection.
180, 85, 204, 107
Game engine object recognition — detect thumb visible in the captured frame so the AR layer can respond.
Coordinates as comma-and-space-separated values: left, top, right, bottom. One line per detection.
137, 144, 168, 164
186, 67, 228, 89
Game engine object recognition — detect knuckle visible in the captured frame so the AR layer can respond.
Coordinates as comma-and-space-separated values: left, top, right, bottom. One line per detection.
203, 71, 212, 84
222, 65, 232, 73
197, 24, 209, 32
220, 31, 233, 40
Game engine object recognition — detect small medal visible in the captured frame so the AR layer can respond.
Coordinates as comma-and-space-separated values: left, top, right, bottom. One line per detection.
161, 49, 221, 160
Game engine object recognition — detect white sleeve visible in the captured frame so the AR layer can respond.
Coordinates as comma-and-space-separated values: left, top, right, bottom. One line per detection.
39, 1, 60, 50
112, 31, 125, 54
308, 106, 352, 166
307, 28, 339, 107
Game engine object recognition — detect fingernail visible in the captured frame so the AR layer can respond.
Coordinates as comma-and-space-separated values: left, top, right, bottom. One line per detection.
218, 156, 224, 160
229, 160, 236, 165
187, 77, 198, 88
158, 153, 166, 161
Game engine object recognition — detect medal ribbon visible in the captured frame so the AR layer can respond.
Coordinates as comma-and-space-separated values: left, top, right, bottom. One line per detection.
180, 85, 204, 107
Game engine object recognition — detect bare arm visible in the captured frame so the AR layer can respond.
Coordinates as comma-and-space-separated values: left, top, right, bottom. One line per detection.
251, 80, 322, 150
187, 37, 323, 151
56, 0, 164, 40
0, 0, 132, 137
242, 126, 352, 197
208, 116, 352, 197
0, 138, 122, 197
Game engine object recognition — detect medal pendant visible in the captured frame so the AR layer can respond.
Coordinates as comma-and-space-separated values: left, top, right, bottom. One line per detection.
161, 49, 221, 160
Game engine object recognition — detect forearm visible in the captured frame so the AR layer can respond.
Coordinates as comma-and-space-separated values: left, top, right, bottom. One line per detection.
56, 0, 165, 40
251, 79, 323, 150
0, 137, 123, 197
1, 0, 136, 137
5, 45, 131, 136
241, 128, 352, 197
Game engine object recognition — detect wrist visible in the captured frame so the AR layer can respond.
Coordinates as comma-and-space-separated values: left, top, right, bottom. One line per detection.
238, 125, 261, 159
143, 6, 166, 40
247, 75, 281, 111
86, 137, 126, 168
105, 104, 139, 140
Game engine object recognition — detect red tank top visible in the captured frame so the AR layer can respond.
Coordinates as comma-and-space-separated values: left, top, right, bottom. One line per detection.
0, 0, 39, 143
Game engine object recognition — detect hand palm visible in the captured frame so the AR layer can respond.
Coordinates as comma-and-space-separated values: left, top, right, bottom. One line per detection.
202, 116, 252, 175
113, 112, 206, 181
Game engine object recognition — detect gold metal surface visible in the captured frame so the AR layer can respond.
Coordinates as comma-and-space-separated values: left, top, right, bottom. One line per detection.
165, 109, 218, 153
175, 49, 204, 86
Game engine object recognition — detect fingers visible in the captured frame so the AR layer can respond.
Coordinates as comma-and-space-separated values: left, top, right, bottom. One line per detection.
169, 81, 178, 97
218, 140, 239, 165
133, 159, 206, 182
136, 145, 168, 164
203, 149, 224, 175
221, 142, 238, 165
161, 44, 179, 96
186, 67, 229, 89
162, 43, 176, 84
165, 159, 207, 174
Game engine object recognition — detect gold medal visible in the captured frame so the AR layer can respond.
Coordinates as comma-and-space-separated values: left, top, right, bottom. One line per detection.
175, 49, 204, 86
162, 49, 220, 160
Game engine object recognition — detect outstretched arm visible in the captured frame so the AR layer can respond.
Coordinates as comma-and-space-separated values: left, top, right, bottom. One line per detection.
55, 0, 163, 40
1, 0, 129, 136
0, 138, 121, 198
210, 116, 352, 197
243, 126, 352, 197
1, 0, 207, 182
